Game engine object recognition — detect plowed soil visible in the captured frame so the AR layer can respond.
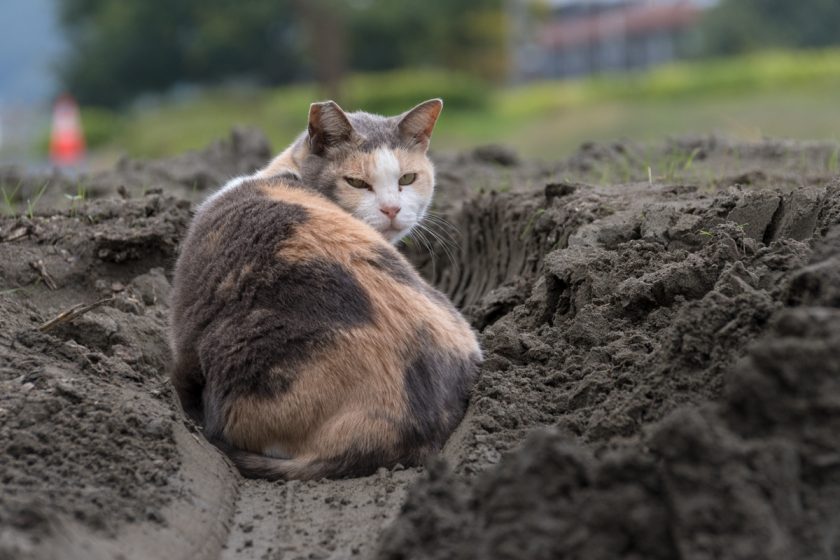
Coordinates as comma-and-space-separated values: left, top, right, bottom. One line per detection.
2, 132, 839, 560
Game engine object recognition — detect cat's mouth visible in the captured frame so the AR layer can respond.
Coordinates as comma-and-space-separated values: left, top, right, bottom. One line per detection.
380, 225, 411, 243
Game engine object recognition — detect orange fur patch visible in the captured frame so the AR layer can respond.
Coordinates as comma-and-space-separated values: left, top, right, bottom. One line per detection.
224, 325, 408, 457
261, 180, 475, 356
220, 178, 478, 459
256, 145, 302, 178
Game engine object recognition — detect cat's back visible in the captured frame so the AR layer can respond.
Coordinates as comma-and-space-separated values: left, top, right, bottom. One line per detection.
172, 175, 384, 336
177, 175, 320, 276
172, 174, 476, 355
184, 174, 395, 268
170, 173, 480, 479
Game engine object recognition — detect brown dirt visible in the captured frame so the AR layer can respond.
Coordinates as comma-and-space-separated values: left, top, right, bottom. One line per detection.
1, 131, 839, 559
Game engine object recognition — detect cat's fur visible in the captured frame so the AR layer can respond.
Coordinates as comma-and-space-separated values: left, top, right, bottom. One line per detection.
170, 99, 481, 480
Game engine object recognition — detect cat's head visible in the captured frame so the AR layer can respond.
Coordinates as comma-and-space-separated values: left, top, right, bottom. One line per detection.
295, 99, 442, 244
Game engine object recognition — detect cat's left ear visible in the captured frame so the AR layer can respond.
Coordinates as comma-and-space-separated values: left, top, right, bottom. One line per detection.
398, 99, 443, 150
308, 100, 355, 155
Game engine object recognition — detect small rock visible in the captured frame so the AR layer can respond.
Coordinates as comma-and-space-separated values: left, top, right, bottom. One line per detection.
472, 145, 520, 166
545, 182, 578, 201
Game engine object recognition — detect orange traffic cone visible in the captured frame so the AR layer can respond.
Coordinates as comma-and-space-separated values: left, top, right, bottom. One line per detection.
49, 94, 85, 166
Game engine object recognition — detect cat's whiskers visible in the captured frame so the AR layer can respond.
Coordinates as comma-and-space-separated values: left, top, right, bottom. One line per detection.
420, 211, 462, 255
425, 210, 460, 234
415, 221, 459, 273
409, 224, 436, 266
422, 213, 461, 249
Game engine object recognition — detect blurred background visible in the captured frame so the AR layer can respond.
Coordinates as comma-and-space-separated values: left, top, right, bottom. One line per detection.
1, 0, 839, 169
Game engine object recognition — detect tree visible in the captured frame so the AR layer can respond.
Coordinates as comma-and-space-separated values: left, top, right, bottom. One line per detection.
56, 0, 506, 107
57, 0, 303, 106
293, 0, 348, 102
346, 0, 506, 82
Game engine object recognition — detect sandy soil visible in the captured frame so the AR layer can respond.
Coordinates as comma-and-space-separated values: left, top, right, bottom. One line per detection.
1, 131, 839, 559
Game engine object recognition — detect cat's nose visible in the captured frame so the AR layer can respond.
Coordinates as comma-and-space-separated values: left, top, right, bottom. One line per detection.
380, 206, 401, 220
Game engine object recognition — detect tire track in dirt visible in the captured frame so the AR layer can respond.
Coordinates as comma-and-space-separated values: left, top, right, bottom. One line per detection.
221, 470, 418, 560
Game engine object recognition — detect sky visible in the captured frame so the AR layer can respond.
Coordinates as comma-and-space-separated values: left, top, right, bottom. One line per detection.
0, 0, 68, 107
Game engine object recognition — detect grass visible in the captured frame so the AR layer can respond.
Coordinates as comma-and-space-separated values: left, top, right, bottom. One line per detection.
26, 182, 50, 219
1, 181, 22, 215
66, 49, 840, 161
64, 182, 87, 216
519, 208, 546, 241
828, 146, 840, 173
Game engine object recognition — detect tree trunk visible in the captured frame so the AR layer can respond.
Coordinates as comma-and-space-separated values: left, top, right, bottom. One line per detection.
294, 0, 346, 102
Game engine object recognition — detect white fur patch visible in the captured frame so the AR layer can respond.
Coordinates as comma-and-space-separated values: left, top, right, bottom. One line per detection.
371, 148, 402, 197
197, 175, 250, 213
355, 147, 433, 244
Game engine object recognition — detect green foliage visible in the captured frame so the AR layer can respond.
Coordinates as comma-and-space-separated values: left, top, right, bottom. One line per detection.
108, 86, 315, 157
1, 182, 22, 216
828, 147, 840, 174
57, 0, 302, 106
65, 182, 88, 217
701, 0, 840, 55
26, 183, 50, 220
345, 0, 505, 81
56, 0, 505, 107
499, 49, 840, 120
80, 107, 123, 149
343, 70, 489, 114
81, 69, 490, 156
84, 50, 840, 159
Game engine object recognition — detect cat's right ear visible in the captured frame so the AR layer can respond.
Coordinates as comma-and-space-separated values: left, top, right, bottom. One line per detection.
308, 101, 354, 155
397, 98, 443, 150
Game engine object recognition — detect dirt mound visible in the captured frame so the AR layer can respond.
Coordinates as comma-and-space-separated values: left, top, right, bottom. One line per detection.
378, 227, 840, 559
88, 127, 272, 197
1, 135, 839, 560
378, 152, 840, 558
0, 195, 238, 559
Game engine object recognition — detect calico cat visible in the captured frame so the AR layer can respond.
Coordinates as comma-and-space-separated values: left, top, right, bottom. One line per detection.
170, 99, 481, 480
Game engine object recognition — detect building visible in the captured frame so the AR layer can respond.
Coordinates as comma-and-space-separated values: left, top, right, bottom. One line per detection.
512, 0, 713, 81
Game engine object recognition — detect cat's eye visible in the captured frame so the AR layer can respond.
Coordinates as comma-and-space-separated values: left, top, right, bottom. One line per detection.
398, 173, 417, 186
345, 177, 372, 190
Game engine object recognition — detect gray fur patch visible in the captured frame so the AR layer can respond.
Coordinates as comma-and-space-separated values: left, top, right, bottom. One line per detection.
170, 181, 375, 439
401, 337, 479, 452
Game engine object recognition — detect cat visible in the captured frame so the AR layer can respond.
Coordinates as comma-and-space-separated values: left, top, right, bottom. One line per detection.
200, 99, 441, 244
169, 99, 481, 480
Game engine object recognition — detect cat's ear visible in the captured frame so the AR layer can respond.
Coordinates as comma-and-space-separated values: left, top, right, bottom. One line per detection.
308, 101, 354, 155
398, 98, 443, 150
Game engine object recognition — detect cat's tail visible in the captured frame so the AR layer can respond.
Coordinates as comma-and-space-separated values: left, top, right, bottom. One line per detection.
210, 438, 385, 481
230, 451, 329, 481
